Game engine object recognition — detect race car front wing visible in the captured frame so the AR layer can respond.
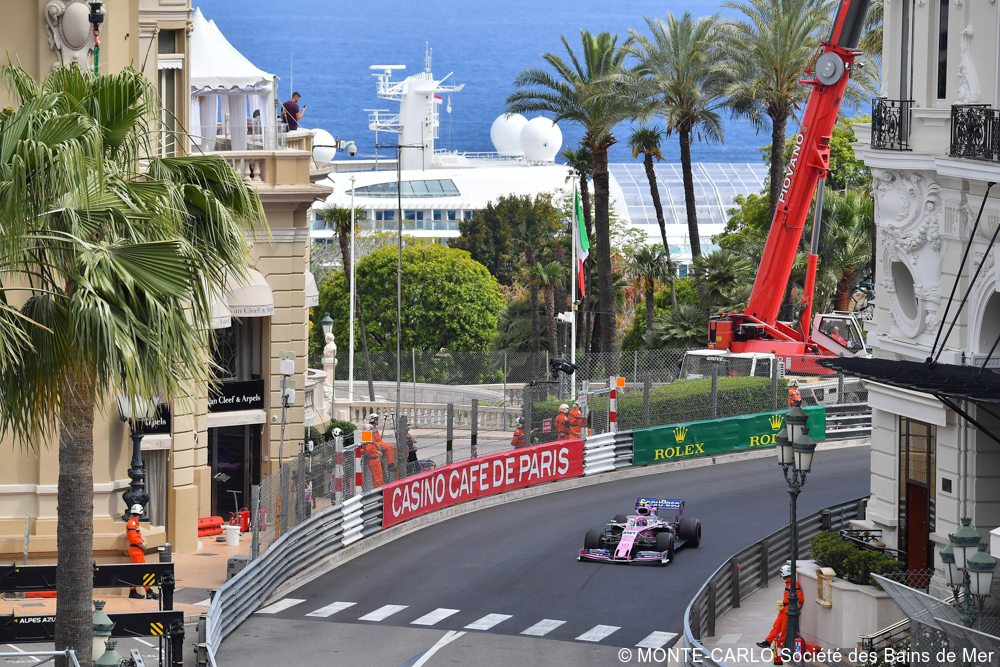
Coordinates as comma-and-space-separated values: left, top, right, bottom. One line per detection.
578, 548, 668, 564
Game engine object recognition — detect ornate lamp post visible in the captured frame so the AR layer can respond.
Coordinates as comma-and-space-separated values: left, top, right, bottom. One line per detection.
117, 396, 158, 521
941, 518, 997, 626
92, 600, 114, 661
776, 405, 816, 654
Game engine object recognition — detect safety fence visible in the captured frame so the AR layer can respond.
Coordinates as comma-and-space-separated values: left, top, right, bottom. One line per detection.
205, 488, 383, 666
680, 498, 868, 667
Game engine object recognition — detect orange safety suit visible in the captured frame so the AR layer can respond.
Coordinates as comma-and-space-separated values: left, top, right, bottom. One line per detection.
765, 579, 804, 646
126, 515, 153, 594
362, 440, 384, 486
787, 386, 802, 407
555, 412, 571, 440
568, 407, 585, 438
511, 427, 525, 449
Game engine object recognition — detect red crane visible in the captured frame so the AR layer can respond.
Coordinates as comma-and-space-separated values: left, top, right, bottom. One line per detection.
707, 0, 871, 373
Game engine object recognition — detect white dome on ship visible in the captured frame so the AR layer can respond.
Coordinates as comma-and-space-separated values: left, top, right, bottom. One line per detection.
519, 117, 562, 162
312, 128, 336, 163
490, 113, 527, 155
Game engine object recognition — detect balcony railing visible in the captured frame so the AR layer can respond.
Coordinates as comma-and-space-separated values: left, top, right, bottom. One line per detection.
871, 98, 913, 150
950, 104, 1000, 162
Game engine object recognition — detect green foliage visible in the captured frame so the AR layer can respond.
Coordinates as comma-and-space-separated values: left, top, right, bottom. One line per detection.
827, 116, 872, 191
451, 194, 562, 286
534, 376, 773, 434
314, 245, 504, 354
654, 277, 699, 310
809, 531, 905, 586
714, 192, 771, 267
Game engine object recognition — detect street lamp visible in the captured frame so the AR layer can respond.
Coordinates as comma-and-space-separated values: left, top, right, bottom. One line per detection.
944, 518, 997, 626
92, 600, 114, 661
777, 405, 816, 655
117, 395, 159, 521
321, 312, 334, 337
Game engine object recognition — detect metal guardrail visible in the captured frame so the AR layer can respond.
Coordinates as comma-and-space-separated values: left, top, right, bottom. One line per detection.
825, 403, 872, 440
680, 497, 868, 667
205, 488, 383, 666
0, 651, 80, 667
583, 432, 634, 476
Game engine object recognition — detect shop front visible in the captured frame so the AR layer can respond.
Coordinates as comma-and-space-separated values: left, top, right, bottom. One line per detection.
208, 269, 272, 520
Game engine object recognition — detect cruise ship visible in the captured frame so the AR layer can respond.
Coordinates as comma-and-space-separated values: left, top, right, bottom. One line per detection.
311, 51, 767, 272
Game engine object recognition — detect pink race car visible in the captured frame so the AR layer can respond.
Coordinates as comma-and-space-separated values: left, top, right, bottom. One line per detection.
579, 498, 702, 565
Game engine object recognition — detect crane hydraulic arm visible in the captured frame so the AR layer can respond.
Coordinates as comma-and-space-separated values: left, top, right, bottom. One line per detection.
742, 0, 870, 332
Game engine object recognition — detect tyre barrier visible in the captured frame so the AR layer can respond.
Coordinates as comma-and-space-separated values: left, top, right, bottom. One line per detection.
583, 432, 635, 476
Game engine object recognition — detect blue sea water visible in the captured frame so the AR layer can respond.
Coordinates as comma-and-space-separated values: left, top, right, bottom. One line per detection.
195, 0, 773, 165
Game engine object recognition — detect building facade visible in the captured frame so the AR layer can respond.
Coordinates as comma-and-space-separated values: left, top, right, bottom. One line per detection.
0, 2, 328, 559
851, 0, 1000, 583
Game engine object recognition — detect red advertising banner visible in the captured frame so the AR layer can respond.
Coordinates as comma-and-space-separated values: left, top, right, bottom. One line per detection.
381, 439, 585, 528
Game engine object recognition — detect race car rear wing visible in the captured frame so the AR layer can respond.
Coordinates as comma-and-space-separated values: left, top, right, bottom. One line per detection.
636, 498, 684, 511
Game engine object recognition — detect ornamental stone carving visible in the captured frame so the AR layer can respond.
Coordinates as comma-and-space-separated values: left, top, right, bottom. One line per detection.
955, 25, 981, 104
873, 169, 945, 341
45, 0, 98, 69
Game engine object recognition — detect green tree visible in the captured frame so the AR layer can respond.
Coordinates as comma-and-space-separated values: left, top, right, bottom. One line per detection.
719, 0, 834, 221
811, 188, 872, 312
627, 126, 670, 253
827, 116, 872, 191
0, 65, 262, 666
508, 30, 636, 357
631, 246, 677, 336
314, 205, 375, 400
625, 13, 728, 260
714, 192, 772, 267
694, 249, 755, 312
859, 0, 883, 69
316, 245, 504, 352
534, 261, 565, 355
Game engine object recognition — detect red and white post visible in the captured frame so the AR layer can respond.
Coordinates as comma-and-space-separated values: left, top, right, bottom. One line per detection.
333, 434, 344, 503
353, 429, 370, 497
609, 377, 624, 433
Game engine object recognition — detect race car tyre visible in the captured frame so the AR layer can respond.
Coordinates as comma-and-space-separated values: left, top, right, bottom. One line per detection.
584, 528, 603, 550
655, 532, 675, 564
679, 517, 702, 547
614, 513, 628, 524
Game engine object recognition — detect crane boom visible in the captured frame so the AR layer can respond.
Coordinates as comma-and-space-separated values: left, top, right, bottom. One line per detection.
745, 0, 870, 325
704, 0, 871, 373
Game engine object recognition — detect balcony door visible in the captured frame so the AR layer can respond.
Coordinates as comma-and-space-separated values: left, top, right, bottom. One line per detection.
898, 417, 936, 570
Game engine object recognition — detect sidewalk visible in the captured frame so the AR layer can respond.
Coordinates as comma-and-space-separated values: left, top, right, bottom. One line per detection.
0, 535, 250, 623
699, 577, 853, 667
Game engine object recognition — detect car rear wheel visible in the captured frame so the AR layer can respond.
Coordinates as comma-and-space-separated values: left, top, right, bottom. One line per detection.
655, 532, 675, 564
614, 513, 628, 524
584, 528, 603, 550
679, 517, 702, 547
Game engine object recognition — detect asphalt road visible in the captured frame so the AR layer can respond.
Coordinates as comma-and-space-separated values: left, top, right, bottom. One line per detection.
219, 446, 871, 667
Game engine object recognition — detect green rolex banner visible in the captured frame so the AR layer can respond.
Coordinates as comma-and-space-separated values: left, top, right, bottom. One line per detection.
632, 406, 826, 466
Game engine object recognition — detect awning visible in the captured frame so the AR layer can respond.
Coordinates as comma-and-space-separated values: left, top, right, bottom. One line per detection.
212, 294, 232, 329
207, 409, 267, 429
226, 269, 274, 317
305, 271, 319, 308
820, 357, 1000, 403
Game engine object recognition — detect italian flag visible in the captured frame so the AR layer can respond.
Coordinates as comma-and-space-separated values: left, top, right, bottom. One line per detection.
575, 187, 589, 297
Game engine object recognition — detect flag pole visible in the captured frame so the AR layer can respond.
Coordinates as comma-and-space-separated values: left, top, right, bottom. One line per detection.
570, 183, 577, 399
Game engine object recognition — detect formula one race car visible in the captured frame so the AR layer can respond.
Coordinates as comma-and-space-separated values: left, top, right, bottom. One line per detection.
579, 498, 701, 565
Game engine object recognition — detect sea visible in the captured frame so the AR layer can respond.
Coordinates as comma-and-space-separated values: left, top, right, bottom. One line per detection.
195, 0, 776, 164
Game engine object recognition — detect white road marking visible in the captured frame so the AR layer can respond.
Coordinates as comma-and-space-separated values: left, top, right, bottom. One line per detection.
4, 644, 41, 661
520, 619, 566, 636
464, 613, 512, 630
306, 601, 357, 618
256, 598, 306, 614
575, 625, 620, 642
411, 630, 466, 667
636, 631, 678, 649
358, 604, 408, 621
135, 638, 155, 647
717, 633, 743, 644
411, 608, 460, 626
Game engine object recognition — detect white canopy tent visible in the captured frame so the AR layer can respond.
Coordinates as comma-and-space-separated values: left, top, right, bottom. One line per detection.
189, 7, 278, 151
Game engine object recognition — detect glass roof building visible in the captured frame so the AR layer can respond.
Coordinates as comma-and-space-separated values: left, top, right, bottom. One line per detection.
609, 162, 768, 265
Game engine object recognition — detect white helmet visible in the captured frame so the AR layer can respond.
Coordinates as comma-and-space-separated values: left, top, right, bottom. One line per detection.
789, 379, 799, 388
368, 413, 379, 425
130, 504, 143, 515
780, 564, 792, 578
331, 427, 343, 437
559, 403, 569, 413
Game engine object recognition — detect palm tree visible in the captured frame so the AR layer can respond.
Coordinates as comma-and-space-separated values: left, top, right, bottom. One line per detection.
859, 0, 883, 70
627, 126, 671, 253
534, 261, 565, 356
625, 14, 728, 261
815, 189, 872, 312
0, 65, 263, 667
561, 146, 593, 240
631, 246, 676, 337
718, 0, 834, 221
315, 205, 376, 401
508, 30, 636, 358
645, 303, 709, 347
513, 219, 542, 375
693, 249, 755, 312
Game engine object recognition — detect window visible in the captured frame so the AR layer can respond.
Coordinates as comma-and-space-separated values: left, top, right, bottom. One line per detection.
898, 417, 936, 570
348, 179, 461, 198
157, 30, 182, 157
464, 210, 475, 220
433, 210, 442, 221
447, 210, 457, 221
937, 0, 949, 99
